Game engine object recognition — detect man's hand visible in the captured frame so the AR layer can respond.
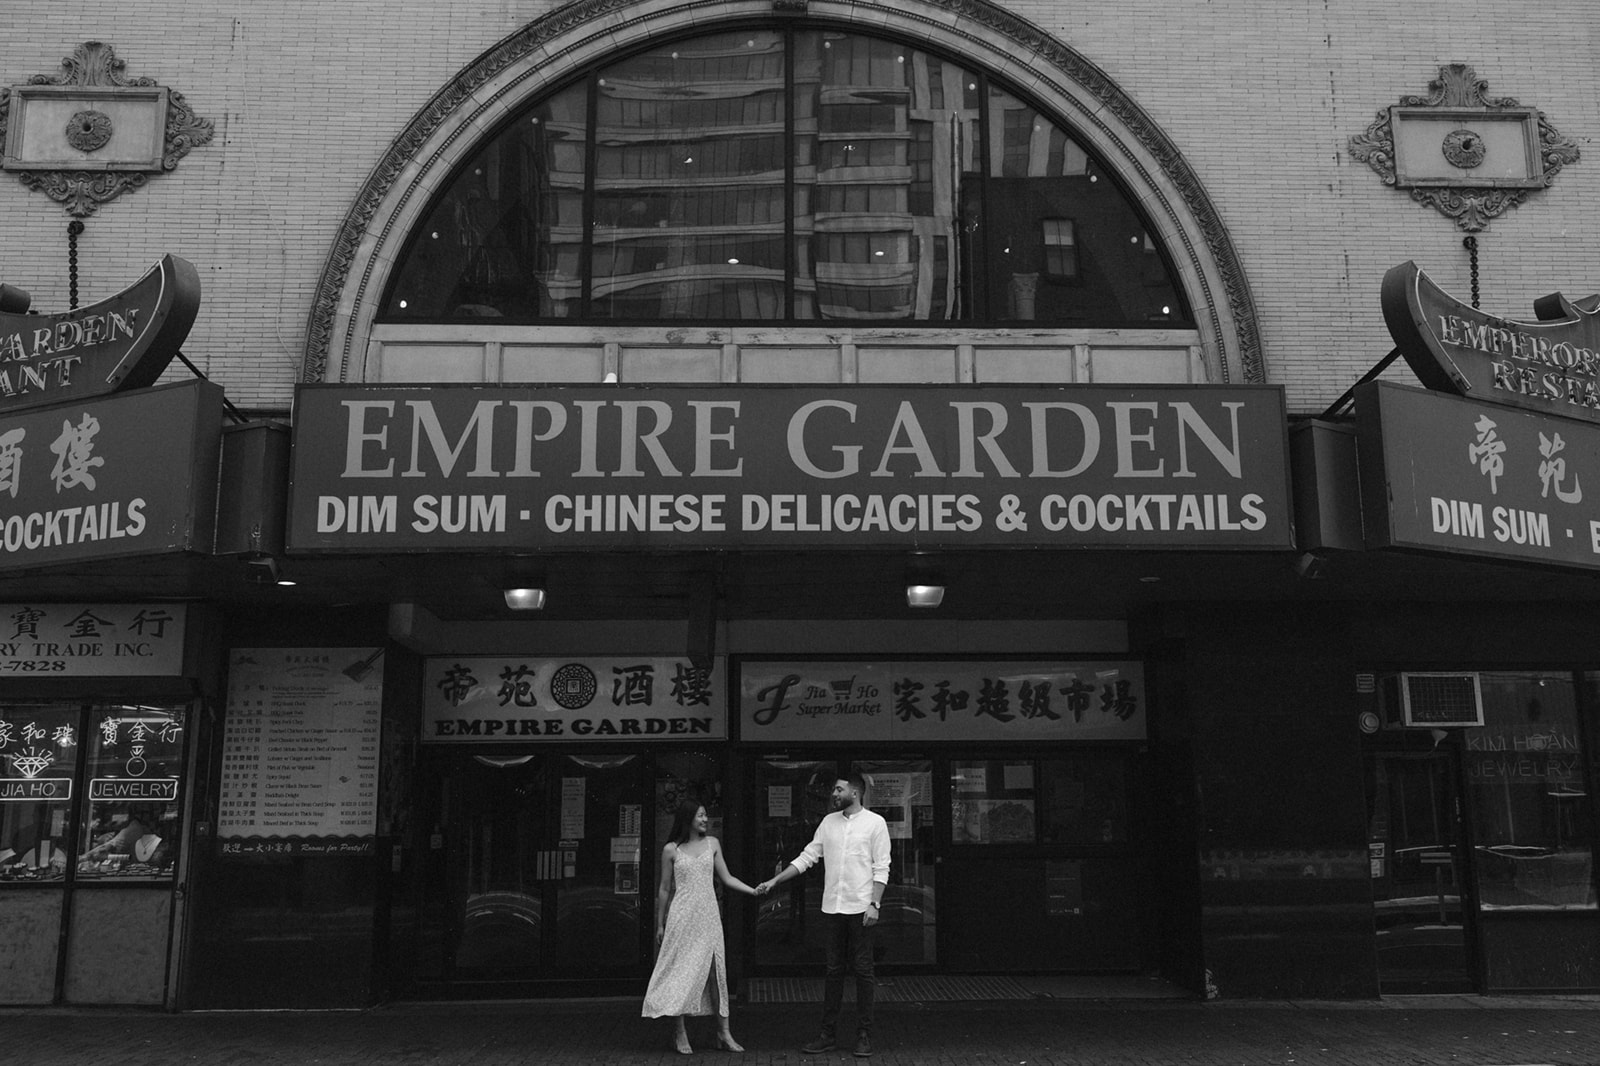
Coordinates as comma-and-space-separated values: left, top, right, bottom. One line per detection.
755, 880, 772, 895
863, 907, 879, 927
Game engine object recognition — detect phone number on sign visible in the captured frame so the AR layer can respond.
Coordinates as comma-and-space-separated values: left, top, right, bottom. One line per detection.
0, 660, 68, 672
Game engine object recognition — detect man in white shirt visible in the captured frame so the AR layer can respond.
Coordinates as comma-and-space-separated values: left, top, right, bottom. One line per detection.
758, 771, 891, 1058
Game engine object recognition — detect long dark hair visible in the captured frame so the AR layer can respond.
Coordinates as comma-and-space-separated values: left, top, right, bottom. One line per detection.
668, 800, 704, 846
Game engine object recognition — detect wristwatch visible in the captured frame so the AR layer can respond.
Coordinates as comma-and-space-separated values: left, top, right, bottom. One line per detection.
868, 901, 880, 910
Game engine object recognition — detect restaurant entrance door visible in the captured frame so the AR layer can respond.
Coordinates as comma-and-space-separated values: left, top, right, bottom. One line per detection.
418, 751, 648, 992
409, 747, 726, 996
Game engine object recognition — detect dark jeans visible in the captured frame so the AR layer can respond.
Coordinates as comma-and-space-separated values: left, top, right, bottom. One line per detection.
820, 911, 876, 1036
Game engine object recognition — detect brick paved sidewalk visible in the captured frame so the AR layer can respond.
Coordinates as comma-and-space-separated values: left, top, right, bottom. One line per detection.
4, 996, 1600, 1066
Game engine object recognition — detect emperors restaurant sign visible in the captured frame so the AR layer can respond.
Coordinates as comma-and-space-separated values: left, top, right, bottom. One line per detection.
1356, 380, 1600, 571
287, 385, 1292, 551
1383, 260, 1600, 421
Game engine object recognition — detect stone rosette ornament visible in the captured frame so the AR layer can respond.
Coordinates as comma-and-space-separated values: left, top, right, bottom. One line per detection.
1349, 63, 1579, 232
0, 41, 214, 217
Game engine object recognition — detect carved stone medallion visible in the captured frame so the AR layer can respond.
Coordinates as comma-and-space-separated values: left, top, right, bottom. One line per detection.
64, 108, 113, 153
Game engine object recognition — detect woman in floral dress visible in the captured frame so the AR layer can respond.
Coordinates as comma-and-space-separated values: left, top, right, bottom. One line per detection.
642, 800, 761, 1054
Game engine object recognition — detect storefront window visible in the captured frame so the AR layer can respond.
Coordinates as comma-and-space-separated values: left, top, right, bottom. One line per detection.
951, 759, 1037, 845
1040, 756, 1128, 845
0, 704, 78, 882
951, 756, 1131, 846
379, 27, 1190, 326
1469, 673, 1594, 910
75, 706, 185, 881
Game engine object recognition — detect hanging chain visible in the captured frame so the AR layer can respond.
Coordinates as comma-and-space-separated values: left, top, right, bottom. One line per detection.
67, 220, 85, 311
1463, 235, 1480, 309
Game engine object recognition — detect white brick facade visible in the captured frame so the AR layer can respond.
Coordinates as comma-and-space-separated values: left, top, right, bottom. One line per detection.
2, 1, 1593, 414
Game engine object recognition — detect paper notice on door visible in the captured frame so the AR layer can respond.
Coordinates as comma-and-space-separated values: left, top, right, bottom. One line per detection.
619, 803, 641, 836
767, 785, 792, 819
561, 777, 586, 838
611, 836, 641, 863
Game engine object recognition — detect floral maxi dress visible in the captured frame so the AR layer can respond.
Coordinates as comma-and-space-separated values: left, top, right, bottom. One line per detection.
641, 846, 728, 1018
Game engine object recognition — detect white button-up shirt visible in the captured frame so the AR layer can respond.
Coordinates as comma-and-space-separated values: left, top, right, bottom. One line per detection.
788, 807, 891, 914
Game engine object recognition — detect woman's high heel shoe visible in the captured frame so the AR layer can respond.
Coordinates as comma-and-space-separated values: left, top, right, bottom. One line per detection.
716, 1032, 744, 1053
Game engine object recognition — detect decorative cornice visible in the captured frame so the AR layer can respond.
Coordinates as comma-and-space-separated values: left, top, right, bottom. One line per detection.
1348, 63, 1579, 233
0, 41, 214, 218
304, 0, 1262, 384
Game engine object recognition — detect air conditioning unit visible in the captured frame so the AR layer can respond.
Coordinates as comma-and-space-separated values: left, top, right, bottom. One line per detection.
1386, 671, 1484, 728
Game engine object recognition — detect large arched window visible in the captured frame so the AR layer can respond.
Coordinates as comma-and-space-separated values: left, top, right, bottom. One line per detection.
379, 27, 1191, 328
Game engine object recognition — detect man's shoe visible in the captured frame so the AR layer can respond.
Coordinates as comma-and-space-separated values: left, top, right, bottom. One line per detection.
853, 1033, 873, 1057
801, 1033, 836, 1054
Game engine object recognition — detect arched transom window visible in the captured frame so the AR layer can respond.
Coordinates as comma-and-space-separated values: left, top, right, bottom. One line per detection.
380, 27, 1192, 329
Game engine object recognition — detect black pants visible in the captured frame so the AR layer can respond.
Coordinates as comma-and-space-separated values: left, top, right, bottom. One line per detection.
820, 911, 876, 1036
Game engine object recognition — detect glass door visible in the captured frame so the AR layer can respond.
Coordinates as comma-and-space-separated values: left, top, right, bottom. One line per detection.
1365, 750, 1476, 992
750, 755, 838, 969
748, 754, 937, 971
423, 751, 648, 987
854, 758, 936, 966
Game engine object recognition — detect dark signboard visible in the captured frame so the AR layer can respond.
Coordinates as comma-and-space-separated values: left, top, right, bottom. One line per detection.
1382, 260, 1600, 422
0, 380, 224, 569
286, 384, 1293, 551
1357, 380, 1600, 570
0, 255, 201, 414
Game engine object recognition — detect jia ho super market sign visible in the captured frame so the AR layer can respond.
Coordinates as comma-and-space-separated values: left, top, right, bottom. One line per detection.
287, 384, 1292, 551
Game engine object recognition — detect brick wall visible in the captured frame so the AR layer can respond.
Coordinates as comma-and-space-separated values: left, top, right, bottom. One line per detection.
2, 1, 1594, 414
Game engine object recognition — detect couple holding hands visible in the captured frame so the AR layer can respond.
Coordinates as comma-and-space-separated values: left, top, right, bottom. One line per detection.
642, 772, 891, 1058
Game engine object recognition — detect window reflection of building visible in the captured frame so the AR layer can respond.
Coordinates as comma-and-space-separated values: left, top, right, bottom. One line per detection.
379, 29, 1189, 327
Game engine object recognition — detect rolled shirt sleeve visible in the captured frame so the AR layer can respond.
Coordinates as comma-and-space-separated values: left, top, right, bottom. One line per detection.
789, 825, 826, 875
870, 815, 891, 886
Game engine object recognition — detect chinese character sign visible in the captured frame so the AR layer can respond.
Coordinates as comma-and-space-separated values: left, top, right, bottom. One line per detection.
0, 380, 223, 570
0, 602, 186, 676
421, 656, 726, 742
741, 661, 1146, 742
1358, 381, 1600, 571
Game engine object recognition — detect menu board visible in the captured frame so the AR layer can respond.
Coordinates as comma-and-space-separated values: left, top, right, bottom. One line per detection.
217, 648, 382, 856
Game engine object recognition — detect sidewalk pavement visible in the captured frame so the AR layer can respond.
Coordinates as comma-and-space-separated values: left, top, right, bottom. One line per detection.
4, 994, 1600, 1066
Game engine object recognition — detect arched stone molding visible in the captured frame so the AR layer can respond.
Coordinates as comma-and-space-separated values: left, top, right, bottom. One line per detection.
304, 0, 1263, 385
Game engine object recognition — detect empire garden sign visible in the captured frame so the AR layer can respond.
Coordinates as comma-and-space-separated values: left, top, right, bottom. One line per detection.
286, 384, 1294, 552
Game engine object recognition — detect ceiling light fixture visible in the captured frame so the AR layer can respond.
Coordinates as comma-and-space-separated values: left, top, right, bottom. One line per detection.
503, 586, 547, 611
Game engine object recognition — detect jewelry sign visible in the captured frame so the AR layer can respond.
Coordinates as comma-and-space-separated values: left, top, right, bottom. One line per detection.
0, 602, 186, 676
422, 656, 726, 742
287, 384, 1293, 551
739, 661, 1146, 742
